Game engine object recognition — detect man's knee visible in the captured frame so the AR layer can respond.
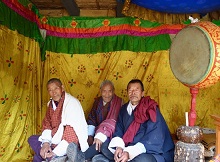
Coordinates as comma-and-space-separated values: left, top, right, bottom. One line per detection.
100, 145, 114, 160
28, 135, 35, 144
131, 153, 157, 162
28, 135, 41, 151
28, 135, 39, 144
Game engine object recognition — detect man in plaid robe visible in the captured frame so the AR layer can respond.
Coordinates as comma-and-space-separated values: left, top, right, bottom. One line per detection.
28, 78, 88, 162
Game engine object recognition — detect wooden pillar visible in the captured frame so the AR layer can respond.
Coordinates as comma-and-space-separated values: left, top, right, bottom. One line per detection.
210, 114, 220, 155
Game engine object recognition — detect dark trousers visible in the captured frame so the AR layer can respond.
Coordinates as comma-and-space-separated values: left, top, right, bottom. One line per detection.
131, 153, 157, 162
93, 138, 157, 162
84, 138, 114, 161
28, 135, 44, 162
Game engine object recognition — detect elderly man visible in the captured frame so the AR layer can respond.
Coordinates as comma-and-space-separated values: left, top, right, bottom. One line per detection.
67, 80, 123, 162
28, 78, 88, 162
106, 79, 175, 162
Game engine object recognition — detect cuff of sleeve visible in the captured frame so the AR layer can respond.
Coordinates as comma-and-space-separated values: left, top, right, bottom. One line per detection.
52, 140, 69, 156
39, 129, 52, 142
39, 129, 52, 147
88, 125, 95, 136
108, 137, 125, 154
94, 132, 107, 143
41, 140, 51, 147
124, 142, 146, 161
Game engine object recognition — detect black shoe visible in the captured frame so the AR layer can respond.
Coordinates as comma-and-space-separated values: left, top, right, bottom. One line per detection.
67, 142, 85, 162
49, 155, 67, 162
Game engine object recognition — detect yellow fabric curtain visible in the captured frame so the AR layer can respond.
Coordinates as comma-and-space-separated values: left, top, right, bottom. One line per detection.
42, 50, 219, 135
1, 25, 220, 161
0, 25, 42, 161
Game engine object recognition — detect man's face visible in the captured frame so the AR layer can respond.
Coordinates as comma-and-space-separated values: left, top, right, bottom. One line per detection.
47, 82, 64, 101
127, 82, 144, 106
101, 84, 114, 103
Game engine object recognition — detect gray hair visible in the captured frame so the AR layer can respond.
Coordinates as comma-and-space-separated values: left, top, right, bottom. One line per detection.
47, 78, 62, 87
100, 80, 115, 90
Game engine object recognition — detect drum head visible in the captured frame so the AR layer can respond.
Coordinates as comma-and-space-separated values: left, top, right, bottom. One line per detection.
169, 26, 210, 86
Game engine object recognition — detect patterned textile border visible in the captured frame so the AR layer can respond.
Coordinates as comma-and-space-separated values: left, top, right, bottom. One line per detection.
2, 0, 220, 37
1, 0, 185, 37
0, 0, 43, 44
1, 0, 220, 60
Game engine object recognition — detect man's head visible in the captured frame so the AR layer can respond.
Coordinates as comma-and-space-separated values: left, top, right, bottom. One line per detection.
100, 80, 115, 103
47, 78, 64, 101
127, 79, 144, 106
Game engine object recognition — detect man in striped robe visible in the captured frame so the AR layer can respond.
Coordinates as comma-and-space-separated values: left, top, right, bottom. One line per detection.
67, 80, 123, 162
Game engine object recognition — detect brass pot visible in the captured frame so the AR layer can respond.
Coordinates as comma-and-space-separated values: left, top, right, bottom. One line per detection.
176, 126, 203, 144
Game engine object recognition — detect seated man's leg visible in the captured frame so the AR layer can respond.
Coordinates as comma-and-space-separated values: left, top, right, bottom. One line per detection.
100, 138, 114, 160
84, 144, 99, 160
92, 154, 109, 162
67, 142, 84, 162
131, 153, 157, 162
28, 135, 44, 162
67, 142, 98, 162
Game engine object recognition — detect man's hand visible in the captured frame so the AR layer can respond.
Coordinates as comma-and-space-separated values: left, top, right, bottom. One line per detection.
117, 151, 129, 162
40, 142, 52, 159
114, 147, 123, 162
45, 151, 56, 159
93, 138, 103, 152
87, 136, 94, 146
114, 147, 129, 162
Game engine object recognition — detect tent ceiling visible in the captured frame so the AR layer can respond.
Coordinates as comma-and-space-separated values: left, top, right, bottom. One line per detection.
132, 0, 220, 14
30, 0, 119, 16
30, 0, 220, 17
29, 0, 65, 9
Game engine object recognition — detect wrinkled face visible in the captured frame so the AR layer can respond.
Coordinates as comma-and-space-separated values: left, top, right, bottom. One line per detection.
101, 83, 114, 103
47, 82, 64, 101
127, 82, 144, 106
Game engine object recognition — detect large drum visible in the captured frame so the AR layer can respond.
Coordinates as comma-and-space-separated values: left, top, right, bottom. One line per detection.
169, 21, 220, 89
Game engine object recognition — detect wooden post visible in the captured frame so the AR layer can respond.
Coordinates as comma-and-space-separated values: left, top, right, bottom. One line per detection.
189, 88, 199, 126
210, 114, 220, 155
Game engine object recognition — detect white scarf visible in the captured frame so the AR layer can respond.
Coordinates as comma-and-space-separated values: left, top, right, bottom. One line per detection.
39, 92, 89, 152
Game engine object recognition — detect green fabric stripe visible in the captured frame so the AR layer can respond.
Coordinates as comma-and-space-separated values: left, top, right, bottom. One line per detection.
18, 0, 40, 15
212, 20, 220, 26
42, 34, 171, 60
2, 0, 220, 62
42, 16, 161, 28
0, 1, 43, 45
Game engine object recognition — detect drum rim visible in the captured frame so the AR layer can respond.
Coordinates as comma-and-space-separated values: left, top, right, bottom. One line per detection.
169, 24, 215, 86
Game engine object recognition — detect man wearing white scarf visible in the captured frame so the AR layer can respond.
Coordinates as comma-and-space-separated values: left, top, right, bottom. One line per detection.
28, 78, 88, 162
